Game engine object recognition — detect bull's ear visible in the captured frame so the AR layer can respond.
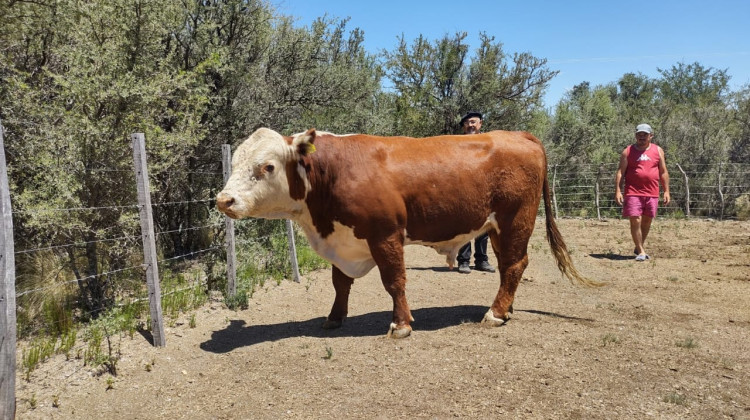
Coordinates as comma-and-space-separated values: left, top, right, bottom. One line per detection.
294, 128, 317, 156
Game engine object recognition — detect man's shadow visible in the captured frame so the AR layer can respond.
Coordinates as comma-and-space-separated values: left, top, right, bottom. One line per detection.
199, 305, 594, 353
408, 266, 456, 272
589, 252, 633, 261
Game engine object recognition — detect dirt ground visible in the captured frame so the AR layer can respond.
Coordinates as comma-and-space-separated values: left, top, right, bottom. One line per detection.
14, 218, 750, 419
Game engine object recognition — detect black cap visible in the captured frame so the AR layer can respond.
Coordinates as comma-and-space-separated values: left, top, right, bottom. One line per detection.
460, 111, 483, 126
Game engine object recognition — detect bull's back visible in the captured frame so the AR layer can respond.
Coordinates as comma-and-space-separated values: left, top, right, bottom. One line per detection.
326, 131, 544, 188
301, 130, 548, 250
387, 131, 547, 201
313, 130, 547, 206
361, 131, 546, 242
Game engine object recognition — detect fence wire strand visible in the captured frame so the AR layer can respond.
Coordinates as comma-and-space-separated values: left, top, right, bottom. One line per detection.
15, 264, 145, 297
14, 234, 142, 255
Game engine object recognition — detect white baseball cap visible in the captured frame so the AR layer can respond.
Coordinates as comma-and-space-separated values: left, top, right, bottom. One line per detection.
636, 123, 653, 134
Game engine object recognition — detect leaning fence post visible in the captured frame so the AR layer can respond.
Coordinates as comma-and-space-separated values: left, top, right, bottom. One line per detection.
286, 220, 300, 283
0, 120, 17, 420
221, 145, 237, 296
131, 133, 166, 347
676, 163, 690, 217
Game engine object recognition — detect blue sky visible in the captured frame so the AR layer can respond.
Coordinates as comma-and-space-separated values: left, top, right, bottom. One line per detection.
273, 0, 750, 107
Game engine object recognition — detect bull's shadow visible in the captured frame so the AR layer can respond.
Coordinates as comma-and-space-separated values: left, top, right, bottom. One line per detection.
199, 305, 593, 353
200, 305, 485, 353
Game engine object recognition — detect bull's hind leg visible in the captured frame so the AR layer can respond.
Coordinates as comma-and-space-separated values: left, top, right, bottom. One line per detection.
323, 265, 354, 329
483, 216, 533, 326
368, 233, 413, 338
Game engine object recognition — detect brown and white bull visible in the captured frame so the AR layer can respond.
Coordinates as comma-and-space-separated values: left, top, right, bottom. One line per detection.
216, 127, 599, 338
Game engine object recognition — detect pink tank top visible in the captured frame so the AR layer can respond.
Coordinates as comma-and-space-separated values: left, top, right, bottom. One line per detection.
624, 144, 662, 197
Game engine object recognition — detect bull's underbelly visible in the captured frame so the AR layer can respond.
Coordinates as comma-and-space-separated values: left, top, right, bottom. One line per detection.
295, 214, 498, 278
298, 220, 376, 278
406, 216, 497, 267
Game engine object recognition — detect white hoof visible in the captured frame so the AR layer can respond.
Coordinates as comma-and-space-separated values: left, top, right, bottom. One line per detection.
481, 309, 509, 327
387, 322, 412, 339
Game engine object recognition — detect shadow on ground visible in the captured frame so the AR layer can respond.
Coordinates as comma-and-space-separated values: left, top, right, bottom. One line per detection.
408, 266, 455, 272
200, 304, 591, 353
589, 252, 633, 261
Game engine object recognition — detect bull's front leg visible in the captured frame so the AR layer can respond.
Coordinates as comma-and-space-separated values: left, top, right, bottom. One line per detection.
322, 265, 354, 329
368, 233, 413, 338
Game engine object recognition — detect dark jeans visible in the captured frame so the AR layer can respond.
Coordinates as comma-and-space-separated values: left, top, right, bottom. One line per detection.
457, 232, 489, 264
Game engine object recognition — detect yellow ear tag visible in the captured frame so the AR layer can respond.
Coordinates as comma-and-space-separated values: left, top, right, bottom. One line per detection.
306, 144, 316, 155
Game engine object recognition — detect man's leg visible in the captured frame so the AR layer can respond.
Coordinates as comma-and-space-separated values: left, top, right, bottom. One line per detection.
473, 233, 495, 272
457, 242, 472, 273
629, 216, 645, 255
640, 215, 653, 249
474, 233, 489, 262
640, 196, 658, 250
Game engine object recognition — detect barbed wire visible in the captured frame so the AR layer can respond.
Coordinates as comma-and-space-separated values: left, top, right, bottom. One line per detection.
11, 204, 140, 214
17, 245, 225, 297
156, 246, 222, 264
14, 234, 142, 255
12, 198, 220, 216
235, 234, 282, 246
152, 199, 215, 206
161, 170, 222, 176
15, 265, 145, 298
156, 223, 224, 236
123, 282, 208, 305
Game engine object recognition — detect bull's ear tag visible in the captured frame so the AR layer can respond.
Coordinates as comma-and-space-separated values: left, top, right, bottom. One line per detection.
307, 143, 316, 155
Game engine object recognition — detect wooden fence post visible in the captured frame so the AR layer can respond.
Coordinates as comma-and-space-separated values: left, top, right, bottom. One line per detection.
221, 145, 237, 296
131, 133, 166, 347
0, 120, 17, 420
595, 164, 603, 221
676, 163, 690, 217
286, 220, 300, 283
718, 162, 725, 220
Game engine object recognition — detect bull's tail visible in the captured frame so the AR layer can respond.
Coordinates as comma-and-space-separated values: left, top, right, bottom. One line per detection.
542, 177, 604, 287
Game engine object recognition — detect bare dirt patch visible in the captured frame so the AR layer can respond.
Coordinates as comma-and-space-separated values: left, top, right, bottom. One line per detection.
15, 218, 750, 419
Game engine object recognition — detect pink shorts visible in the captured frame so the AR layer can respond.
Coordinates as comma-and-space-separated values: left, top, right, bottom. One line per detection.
623, 196, 658, 218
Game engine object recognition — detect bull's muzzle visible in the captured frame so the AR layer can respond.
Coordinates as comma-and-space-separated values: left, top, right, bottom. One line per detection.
216, 192, 235, 213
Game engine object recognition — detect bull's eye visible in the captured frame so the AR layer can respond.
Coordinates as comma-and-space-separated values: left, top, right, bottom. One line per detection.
264, 164, 275, 174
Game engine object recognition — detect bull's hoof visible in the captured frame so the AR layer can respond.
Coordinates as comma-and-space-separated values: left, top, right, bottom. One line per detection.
387, 322, 412, 339
322, 319, 343, 329
481, 309, 509, 327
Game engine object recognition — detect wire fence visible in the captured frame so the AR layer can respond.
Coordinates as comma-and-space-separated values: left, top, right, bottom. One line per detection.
1, 124, 749, 415
4, 153, 750, 338
547, 162, 750, 220
3, 131, 302, 328
12, 157, 741, 338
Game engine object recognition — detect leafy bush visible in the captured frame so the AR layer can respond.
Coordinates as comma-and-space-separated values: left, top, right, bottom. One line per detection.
735, 194, 750, 220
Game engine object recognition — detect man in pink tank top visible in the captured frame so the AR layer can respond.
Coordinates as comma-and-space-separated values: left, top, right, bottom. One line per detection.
614, 124, 671, 261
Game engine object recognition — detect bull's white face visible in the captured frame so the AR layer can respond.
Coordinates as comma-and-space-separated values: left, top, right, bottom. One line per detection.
217, 128, 305, 219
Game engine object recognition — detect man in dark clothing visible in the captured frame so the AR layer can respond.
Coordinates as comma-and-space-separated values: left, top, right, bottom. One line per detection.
456, 111, 496, 274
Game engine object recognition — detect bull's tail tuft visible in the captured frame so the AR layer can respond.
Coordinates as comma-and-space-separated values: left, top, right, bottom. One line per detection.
542, 178, 605, 287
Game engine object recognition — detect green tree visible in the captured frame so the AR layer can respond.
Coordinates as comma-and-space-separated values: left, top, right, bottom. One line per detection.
616, 72, 657, 125
1, 0, 211, 317
384, 32, 556, 137
655, 62, 733, 166
384, 33, 464, 136
547, 82, 622, 165
467, 33, 557, 132
729, 85, 750, 163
